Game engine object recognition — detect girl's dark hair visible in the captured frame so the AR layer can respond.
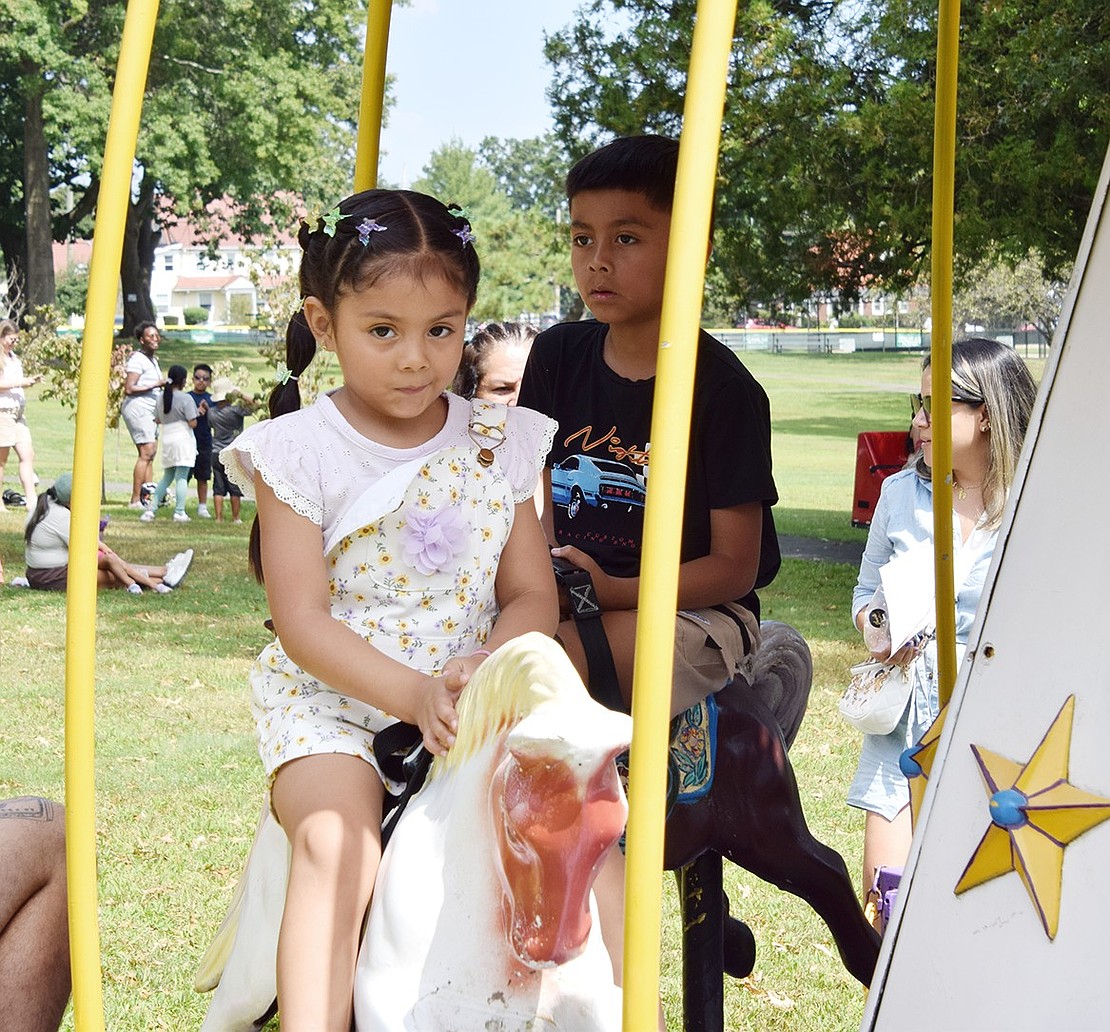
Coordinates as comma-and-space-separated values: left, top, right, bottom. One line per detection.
162, 364, 187, 414
918, 337, 1038, 527
249, 188, 481, 581
452, 321, 538, 399
24, 487, 58, 546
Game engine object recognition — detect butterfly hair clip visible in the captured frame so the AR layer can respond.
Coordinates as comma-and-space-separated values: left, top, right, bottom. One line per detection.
357, 218, 388, 246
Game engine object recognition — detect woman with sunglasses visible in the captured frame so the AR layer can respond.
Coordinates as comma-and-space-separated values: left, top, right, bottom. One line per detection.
847, 338, 1037, 925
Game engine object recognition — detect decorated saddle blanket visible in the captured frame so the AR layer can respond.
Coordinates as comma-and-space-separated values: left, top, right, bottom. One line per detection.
615, 693, 718, 814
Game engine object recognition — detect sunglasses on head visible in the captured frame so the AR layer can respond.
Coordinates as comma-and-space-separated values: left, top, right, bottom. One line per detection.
910, 393, 983, 420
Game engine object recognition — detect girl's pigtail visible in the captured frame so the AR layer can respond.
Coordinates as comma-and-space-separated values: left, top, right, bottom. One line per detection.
162, 378, 175, 414
250, 308, 319, 584
267, 310, 316, 420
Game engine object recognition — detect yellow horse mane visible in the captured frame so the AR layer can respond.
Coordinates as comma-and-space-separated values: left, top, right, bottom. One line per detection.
430, 632, 584, 778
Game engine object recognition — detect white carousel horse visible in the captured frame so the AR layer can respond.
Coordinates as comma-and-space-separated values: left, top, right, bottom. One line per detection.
196, 632, 630, 1031
353, 631, 631, 1030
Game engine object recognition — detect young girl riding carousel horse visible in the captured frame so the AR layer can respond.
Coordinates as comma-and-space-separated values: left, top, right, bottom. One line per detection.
220, 189, 558, 1027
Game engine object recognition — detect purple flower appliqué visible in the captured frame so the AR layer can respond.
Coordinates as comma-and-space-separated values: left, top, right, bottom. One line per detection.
401, 506, 469, 575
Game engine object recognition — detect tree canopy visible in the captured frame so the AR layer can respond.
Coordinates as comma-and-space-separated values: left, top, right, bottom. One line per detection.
411, 138, 571, 324
544, 0, 1110, 314
1, 0, 367, 330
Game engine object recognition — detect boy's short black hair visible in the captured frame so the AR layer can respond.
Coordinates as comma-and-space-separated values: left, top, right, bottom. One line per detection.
566, 135, 679, 213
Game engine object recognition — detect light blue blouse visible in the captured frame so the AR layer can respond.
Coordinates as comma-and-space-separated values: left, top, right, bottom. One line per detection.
847, 468, 998, 819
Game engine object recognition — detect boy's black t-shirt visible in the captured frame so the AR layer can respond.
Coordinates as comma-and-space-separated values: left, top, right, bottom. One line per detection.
518, 320, 780, 613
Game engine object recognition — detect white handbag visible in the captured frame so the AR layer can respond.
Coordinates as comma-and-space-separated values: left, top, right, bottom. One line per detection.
839, 658, 915, 735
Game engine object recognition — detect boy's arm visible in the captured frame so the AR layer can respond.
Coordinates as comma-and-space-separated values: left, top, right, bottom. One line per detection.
552, 501, 763, 612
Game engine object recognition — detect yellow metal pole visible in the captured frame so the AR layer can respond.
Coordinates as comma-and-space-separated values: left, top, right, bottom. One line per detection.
354, 0, 394, 191
65, 2, 160, 1028
930, 0, 961, 706
621, 0, 738, 1027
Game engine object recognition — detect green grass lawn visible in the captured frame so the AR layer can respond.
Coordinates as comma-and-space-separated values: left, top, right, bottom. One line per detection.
0, 344, 1037, 1029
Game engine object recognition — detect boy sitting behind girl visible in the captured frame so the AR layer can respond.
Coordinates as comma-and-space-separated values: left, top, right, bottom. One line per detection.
518, 134, 780, 719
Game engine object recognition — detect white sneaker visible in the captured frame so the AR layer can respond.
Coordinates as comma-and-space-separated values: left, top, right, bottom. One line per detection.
173, 512, 191, 522
197, 506, 211, 519
163, 548, 194, 588
140, 510, 155, 522
126, 583, 143, 595
128, 500, 145, 510
153, 583, 172, 594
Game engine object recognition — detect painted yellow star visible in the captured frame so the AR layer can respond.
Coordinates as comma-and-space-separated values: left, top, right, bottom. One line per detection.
954, 695, 1110, 939
899, 703, 949, 827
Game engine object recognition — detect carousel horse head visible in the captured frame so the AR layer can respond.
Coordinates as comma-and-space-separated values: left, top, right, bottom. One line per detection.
355, 632, 631, 1030
430, 632, 632, 968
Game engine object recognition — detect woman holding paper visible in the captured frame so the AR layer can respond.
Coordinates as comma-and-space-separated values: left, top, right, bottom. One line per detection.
847, 338, 1037, 915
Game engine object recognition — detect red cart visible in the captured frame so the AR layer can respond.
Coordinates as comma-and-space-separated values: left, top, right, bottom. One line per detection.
852, 431, 912, 528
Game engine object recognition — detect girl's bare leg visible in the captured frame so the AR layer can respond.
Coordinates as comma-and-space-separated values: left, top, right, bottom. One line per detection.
14, 440, 37, 504
97, 552, 137, 590
862, 807, 912, 930
270, 753, 384, 1031
594, 844, 625, 986
121, 561, 167, 590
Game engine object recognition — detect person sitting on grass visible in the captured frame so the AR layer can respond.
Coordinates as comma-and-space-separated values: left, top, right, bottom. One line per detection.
22, 473, 193, 593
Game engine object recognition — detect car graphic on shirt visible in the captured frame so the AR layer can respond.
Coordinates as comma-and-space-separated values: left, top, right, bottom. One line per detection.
550, 455, 647, 519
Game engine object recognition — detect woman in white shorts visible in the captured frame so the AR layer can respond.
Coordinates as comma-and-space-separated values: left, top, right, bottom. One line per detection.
0, 319, 41, 510
120, 321, 165, 507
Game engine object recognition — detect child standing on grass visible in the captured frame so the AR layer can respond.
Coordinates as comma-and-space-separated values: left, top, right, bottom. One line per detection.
188, 363, 214, 518
207, 377, 257, 524
140, 364, 197, 523
219, 189, 557, 1029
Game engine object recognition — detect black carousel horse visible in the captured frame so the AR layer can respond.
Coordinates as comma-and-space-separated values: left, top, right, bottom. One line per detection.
555, 561, 880, 1031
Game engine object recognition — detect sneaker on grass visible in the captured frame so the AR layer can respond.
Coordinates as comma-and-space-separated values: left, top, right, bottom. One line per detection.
163, 548, 194, 589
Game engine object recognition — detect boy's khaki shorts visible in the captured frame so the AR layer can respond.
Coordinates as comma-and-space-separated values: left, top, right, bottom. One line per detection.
670, 602, 761, 714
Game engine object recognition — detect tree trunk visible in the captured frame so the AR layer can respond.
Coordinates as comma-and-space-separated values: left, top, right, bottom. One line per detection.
0, 227, 26, 320
22, 80, 56, 310
121, 175, 157, 336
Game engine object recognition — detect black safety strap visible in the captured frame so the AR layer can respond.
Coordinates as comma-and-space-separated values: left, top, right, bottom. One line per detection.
553, 557, 627, 714
373, 721, 433, 849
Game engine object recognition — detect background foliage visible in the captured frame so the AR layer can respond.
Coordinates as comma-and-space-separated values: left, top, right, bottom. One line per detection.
544, 0, 1110, 316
